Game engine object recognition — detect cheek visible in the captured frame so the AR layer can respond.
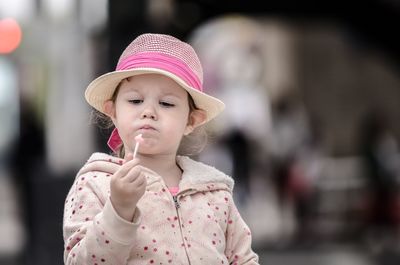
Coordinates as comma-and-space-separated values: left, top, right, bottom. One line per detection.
179, 113, 192, 134
115, 102, 136, 118
165, 112, 189, 133
114, 106, 136, 132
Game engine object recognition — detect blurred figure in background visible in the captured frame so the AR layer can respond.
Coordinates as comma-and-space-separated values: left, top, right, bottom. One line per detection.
191, 17, 272, 209
9, 99, 45, 262
358, 110, 400, 248
0, 56, 27, 264
267, 95, 316, 243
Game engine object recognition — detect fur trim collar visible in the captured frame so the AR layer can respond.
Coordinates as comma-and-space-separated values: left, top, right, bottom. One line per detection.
86, 153, 234, 193
177, 156, 234, 192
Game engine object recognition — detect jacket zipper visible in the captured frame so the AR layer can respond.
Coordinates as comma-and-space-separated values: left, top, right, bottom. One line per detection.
173, 195, 180, 209
172, 195, 191, 264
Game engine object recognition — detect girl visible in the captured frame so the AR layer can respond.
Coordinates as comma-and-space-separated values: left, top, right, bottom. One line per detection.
63, 33, 259, 265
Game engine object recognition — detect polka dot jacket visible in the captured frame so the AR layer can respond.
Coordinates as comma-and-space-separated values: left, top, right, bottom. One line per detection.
63, 153, 259, 265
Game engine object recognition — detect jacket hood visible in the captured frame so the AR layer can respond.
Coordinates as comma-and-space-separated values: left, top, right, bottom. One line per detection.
84, 153, 235, 194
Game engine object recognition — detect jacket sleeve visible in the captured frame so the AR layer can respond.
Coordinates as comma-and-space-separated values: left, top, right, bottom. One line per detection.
224, 193, 259, 265
63, 168, 141, 265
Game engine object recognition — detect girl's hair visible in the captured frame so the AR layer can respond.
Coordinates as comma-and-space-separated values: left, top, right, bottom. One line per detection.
90, 79, 208, 158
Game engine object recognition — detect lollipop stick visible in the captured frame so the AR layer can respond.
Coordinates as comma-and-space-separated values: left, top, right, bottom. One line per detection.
133, 142, 139, 158
133, 134, 143, 158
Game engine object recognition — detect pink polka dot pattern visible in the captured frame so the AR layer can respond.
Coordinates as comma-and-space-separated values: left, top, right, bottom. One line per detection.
63, 153, 259, 264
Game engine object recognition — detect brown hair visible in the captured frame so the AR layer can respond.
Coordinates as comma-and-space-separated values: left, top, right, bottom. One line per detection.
90, 79, 208, 158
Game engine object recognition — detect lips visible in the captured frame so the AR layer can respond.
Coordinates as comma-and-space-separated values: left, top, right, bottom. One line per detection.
139, 124, 155, 130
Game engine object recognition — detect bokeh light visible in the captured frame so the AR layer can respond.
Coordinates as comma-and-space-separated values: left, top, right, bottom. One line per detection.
0, 18, 22, 54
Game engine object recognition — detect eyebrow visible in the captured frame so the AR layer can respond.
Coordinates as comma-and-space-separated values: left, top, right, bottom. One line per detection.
120, 89, 185, 100
161, 93, 183, 99
121, 80, 186, 98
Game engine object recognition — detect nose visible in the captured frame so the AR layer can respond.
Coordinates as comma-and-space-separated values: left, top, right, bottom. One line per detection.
140, 105, 157, 120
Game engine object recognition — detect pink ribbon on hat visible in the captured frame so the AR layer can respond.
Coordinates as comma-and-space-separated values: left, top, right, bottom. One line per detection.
117, 51, 203, 91
108, 51, 203, 152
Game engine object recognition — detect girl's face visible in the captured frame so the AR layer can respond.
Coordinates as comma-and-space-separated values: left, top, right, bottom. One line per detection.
105, 74, 205, 157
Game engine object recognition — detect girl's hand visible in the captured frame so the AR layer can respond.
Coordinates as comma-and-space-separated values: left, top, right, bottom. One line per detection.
110, 153, 147, 222
78, 160, 120, 176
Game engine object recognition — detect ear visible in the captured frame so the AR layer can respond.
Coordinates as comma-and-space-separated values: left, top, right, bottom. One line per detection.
103, 100, 116, 122
184, 109, 207, 135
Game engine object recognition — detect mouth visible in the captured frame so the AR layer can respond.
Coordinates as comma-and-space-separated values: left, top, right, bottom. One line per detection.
139, 124, 155, 130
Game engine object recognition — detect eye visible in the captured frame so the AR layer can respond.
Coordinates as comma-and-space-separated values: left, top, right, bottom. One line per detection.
128, 99, 143, 104
160, 101, 175, 107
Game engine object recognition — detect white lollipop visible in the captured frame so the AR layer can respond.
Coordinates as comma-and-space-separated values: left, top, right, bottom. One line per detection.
133, 134, 144, 158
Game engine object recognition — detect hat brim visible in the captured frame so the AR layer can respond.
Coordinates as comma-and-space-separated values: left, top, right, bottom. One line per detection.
85, 68, 225, 124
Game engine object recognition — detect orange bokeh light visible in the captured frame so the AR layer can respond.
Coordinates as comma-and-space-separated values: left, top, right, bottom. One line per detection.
0, 18, 22, 54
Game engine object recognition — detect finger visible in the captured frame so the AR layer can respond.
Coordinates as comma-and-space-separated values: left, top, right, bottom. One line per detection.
135, 173, 147, 187
78, 161, 120, 175
122, 166, 141, 183
114, 158, 140, 179
123, 165, 149, 183
125, 172, 147, 188
124, 153, 134, 163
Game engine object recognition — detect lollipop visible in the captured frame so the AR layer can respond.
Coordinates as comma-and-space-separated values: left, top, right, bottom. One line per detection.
133, 134, 144, 158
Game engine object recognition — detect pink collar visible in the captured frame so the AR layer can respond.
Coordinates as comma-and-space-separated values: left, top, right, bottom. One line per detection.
168, 186, 179, 196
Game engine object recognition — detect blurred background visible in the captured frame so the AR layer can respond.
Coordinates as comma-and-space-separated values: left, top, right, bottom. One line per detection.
1, 0, 400, 264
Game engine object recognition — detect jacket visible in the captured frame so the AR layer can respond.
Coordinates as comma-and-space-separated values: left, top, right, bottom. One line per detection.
63, 152, 259, 265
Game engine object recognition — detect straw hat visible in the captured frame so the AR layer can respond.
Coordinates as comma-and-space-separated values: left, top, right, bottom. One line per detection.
85, 33, 225, 123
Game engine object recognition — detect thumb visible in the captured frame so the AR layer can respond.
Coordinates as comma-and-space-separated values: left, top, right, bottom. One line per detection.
124, 152, 134, 164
